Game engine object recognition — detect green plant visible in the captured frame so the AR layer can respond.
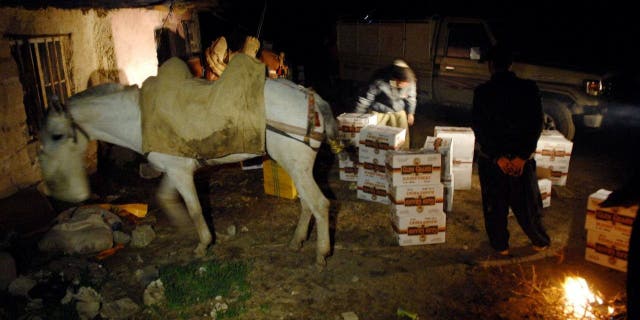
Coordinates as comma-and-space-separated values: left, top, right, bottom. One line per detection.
160, 260, 251, 318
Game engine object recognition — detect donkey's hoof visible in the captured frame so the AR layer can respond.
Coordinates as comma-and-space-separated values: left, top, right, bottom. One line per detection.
315, 255, 327, 269
194, 243, 208, 257
289, 239, 303, 251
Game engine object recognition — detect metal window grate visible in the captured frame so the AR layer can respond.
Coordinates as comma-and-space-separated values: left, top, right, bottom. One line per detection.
10, 34, 73, 137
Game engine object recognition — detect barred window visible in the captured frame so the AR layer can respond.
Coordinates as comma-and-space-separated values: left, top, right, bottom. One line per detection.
10, 34, 73, 137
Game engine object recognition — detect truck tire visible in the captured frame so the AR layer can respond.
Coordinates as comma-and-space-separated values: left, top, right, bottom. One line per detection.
543, 100, 575, 140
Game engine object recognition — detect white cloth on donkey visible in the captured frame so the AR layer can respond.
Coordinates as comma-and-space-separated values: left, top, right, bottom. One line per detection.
140, 54, 266, 159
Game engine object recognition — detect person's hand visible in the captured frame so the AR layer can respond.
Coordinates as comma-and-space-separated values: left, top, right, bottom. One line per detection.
407, 114, 415, 126
496, 157, 512, 175
510, 157, 526, 177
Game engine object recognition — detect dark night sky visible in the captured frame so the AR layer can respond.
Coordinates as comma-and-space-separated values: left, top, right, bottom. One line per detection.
203, 0, 640, 98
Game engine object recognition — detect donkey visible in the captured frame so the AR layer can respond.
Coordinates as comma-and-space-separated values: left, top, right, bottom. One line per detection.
38, 80, 343, 266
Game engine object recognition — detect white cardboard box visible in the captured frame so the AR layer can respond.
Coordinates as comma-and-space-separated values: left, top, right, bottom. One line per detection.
451, 162, 473, 190
535, 130, 573, 186
585, 189, 638, 237
356, 180, 389, 204
434, 126, 475, 162
538, 178, 551, 208
339, 158, 358, 182
358, 125, 406, 164
337, 113, 377, 145
392, 211, 446, 246
386, 150, 442, 186
585, 229, 630, 272
389, 183, 444, 215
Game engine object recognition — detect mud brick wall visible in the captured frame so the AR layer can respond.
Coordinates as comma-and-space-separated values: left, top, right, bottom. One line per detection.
0, 6, 188, 198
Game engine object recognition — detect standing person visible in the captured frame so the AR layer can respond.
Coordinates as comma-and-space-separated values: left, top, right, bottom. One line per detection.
354, 59, 417, 149
472, 43, 551, 256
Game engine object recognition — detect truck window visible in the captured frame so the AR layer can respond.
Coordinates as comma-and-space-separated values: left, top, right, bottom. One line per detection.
446, 23, 491, 59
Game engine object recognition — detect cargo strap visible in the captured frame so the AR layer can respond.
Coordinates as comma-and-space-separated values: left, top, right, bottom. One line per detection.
304, 88, 316, 145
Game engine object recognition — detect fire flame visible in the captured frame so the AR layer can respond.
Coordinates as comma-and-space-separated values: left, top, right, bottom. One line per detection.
562, 276, 605, 319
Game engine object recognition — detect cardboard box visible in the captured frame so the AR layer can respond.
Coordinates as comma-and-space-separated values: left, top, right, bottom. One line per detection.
585, 229, 629, 272
535, 130, 573, 186
434, 126, 475, 162
389, 183, 444, 215
392, 211, 446, 246
356, 180, 389, 204
337, 113, 377, 145
339, 156, 359, 182
423, 136, 454, 180
538, 178, 551, 208
263, 159, 297, 199
358, 125, 406, 164
585, 189, 638, 237
451, 162, 473, 190
386, 150, 442, 186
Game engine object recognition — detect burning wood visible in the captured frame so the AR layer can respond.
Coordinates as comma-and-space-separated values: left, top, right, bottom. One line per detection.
508, 266, 626, 319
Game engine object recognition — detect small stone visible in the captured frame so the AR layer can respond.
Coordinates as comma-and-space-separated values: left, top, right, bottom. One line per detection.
214, 302, 228, 312
341, 311, 359, 320
240, 226, 249, 232
74, 287, 102, 320
462, 245, 469, 250
351, 276, 359, 283
131, 225, 156, 248
227, 225, 237, 237
143, 279, 165, 306
8, 276, 36, 297
113, 231, 131, 244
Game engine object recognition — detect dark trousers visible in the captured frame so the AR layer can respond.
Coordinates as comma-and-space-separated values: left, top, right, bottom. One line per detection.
477, 156, 551, 251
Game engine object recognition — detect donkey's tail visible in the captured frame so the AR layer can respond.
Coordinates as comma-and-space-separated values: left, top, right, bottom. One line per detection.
315, 94, 344, 155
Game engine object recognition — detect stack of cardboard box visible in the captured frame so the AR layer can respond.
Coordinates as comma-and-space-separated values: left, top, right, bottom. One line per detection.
584, 189, 638, 272
356, 125, 406, 204
387, 149, 446, 246
434, 126, 475, 190
337, 113, 378, 181
535, 130, 573, 186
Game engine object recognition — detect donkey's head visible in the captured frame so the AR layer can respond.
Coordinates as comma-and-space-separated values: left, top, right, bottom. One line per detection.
38, 97, 90, 203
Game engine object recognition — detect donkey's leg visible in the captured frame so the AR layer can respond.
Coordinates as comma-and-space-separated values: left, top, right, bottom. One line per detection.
156, 175, 193, 230
166, 170, 212, 257
290, 199, 313, 250
267, 133, 330, 266
148, 153, 212, 257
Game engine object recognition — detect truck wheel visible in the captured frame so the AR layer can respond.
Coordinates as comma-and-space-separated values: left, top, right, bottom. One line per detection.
543, 100, 575, 140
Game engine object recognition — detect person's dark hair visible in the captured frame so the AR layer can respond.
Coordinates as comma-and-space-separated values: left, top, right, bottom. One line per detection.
389, 59, 415, 83
486, 43, 513, 70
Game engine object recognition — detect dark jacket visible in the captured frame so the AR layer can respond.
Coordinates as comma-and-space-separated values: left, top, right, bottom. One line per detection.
472, 71, 543, 160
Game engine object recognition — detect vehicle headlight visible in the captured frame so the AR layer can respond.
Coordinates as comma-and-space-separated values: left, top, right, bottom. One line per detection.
584, 79, 604, 96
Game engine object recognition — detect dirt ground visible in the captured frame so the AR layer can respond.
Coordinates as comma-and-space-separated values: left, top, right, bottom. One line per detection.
2, 103, 636, 319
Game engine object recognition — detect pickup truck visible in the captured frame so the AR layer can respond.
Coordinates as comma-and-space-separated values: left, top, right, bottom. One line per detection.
336, 16, 608, 140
